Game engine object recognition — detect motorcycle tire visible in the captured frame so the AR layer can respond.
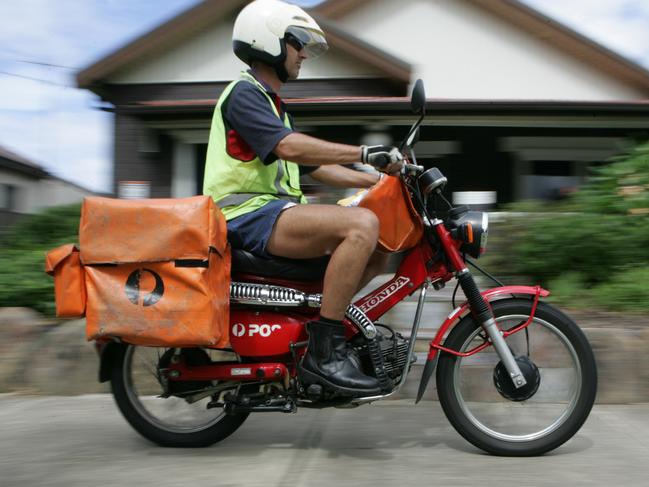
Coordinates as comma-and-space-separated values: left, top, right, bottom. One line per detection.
110, 343, 249, 447
436, 298, 597, 456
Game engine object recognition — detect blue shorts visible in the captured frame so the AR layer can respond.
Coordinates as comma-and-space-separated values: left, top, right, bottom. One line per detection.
226, 200, 295, 259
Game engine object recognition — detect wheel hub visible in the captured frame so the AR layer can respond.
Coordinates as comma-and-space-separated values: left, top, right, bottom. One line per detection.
493, 355, 541, 402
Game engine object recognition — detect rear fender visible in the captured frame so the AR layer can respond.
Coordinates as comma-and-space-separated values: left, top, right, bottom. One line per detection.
97, 341, 125, 383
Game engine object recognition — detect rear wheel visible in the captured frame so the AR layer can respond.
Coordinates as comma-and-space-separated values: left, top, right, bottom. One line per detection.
436, 299, 597, 456
110, 344, 249, 447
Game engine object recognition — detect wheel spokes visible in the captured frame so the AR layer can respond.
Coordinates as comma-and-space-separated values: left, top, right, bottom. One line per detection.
124, 346, 228, 433
453, 315, 581, 441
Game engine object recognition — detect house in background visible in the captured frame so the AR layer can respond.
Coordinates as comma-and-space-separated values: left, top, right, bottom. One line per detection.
77, 0, 649, 207
0, 145, 95, 231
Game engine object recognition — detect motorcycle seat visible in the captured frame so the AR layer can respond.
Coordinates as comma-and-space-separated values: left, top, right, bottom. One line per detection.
231, 248, 328, 281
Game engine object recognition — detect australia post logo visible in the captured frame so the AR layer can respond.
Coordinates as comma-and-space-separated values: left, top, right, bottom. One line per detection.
358, 277, 410, 313
232, 323, 282, 338
125, 269, 164, 307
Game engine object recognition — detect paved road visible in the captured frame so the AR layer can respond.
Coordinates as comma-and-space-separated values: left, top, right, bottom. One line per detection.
1, 395, 648, 486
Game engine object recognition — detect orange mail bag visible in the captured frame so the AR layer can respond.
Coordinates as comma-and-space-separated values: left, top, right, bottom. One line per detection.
80, 195, 230, 348
359, 176, 424, 252
45, 244, 86, 318
79, 195, 227, 264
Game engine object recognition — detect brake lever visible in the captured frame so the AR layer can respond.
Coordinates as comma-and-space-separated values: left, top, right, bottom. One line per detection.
401, 156, 424, 176
402, 164, 424, 176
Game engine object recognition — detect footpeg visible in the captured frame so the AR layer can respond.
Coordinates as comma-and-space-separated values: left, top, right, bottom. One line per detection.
221, 392, 297, 414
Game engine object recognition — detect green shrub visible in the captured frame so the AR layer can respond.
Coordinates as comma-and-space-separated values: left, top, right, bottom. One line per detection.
546, 272, 589, 304
0, 204, 81, 250
510, 213, 648, 286
487, 140, 649, 313
571, 140, 649, 216
589, 266, 649, 313
0, 203, 80, 316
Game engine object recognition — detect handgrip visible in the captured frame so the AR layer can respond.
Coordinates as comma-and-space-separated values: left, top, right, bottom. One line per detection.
371, 153, 390, 169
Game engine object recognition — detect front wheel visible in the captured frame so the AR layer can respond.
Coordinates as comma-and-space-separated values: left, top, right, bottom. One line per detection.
110, 344, 249, 447
436, 299, 597, 456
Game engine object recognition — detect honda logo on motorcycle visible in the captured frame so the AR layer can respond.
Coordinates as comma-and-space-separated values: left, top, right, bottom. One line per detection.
125, 269, 164, 306
359, 276, 410, 313
232, 323, 282, 338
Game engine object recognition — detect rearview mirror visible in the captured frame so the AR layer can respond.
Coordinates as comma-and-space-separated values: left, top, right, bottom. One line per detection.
411, 79, 426, 115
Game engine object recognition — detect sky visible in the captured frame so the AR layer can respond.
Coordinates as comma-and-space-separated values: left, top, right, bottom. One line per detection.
0, 0, 648, 193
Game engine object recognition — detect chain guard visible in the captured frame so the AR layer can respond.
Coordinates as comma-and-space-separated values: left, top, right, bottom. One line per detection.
158, 348, 212, 396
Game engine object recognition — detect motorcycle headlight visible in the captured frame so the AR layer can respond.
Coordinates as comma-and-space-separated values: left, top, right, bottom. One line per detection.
449, 210, 489, 259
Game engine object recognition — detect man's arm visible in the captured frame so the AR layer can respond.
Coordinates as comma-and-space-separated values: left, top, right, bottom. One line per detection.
274, 132, 361, 165
308, 164, 379, 188
275, 132, 404, 174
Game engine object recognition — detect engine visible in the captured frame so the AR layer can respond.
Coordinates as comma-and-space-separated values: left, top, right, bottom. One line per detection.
352, 324, 412, 382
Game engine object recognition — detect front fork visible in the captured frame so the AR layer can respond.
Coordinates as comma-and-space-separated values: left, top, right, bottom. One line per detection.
456, 270, 527, 388
434, 220, 527, 389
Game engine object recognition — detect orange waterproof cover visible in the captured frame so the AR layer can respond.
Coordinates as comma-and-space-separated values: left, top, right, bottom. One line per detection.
79, 195, 227, 264
359, 176, 424, 252
45, 244, 87, 318
85, 248, 231, 347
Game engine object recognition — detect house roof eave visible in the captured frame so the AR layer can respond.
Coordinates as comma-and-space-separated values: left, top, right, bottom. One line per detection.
76, 0, 412, 92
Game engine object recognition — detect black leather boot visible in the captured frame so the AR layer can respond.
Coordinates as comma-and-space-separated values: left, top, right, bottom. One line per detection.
300, 320, 381, 397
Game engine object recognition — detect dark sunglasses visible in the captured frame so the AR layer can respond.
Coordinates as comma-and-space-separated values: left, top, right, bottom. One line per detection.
284, 33, 305, 52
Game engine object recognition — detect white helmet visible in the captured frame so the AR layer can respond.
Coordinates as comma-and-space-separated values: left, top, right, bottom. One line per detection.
233, 0, 328, 81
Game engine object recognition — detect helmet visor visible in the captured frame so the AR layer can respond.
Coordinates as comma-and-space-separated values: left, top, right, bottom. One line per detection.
285, 26, 328, 59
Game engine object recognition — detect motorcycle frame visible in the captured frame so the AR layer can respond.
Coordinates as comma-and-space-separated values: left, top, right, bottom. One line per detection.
167, 222, 548, 395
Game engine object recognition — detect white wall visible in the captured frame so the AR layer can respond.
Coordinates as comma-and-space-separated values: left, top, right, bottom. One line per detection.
0, 168, 93, 214
334, 0, 644, 101
38, 179, 94, 210
108, 16, 385, 84
109, 0, 645, 100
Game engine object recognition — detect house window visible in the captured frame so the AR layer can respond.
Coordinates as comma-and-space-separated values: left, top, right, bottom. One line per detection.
0, 184, 17, 210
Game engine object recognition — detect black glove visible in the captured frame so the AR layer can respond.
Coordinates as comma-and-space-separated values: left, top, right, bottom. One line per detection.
361, 145, 403, 169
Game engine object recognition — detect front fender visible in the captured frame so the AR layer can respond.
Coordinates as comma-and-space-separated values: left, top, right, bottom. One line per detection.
414, 285, 548, 404
430, 285, 549, 360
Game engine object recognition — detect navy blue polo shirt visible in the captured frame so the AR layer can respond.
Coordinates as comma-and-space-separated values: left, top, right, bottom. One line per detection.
222, 70, 318, 176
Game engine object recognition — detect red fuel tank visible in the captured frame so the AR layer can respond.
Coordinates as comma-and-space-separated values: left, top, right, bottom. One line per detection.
229, 310, 312, 357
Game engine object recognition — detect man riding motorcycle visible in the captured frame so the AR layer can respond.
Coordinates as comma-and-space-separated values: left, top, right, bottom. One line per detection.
204, 0, 404, 397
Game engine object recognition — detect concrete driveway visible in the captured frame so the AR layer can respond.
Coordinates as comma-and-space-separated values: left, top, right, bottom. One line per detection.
1, 394, 648, 486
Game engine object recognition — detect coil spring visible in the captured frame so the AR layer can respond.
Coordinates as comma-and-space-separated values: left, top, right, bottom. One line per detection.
458, 273, 491, 321
268, 286, 301, 302
230, 282, 258, 300
345, 304, 376, 339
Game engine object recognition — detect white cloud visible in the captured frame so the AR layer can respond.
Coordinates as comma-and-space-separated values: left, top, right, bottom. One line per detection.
0, 107, 112, 192
0, 70, 81, 112
0, 0, 200, 194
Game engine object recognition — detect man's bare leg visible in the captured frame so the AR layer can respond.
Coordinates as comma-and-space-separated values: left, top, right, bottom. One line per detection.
266, 205, 381, 397
266, 204, 379, 320
267, 204, 384, 394
356, 250, 390, 293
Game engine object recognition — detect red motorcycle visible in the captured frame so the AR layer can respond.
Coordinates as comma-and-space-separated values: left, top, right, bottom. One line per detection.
101, 80, 597, 456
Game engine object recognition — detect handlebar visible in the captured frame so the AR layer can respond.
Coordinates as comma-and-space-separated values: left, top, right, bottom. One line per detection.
370, 153, 391, 169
